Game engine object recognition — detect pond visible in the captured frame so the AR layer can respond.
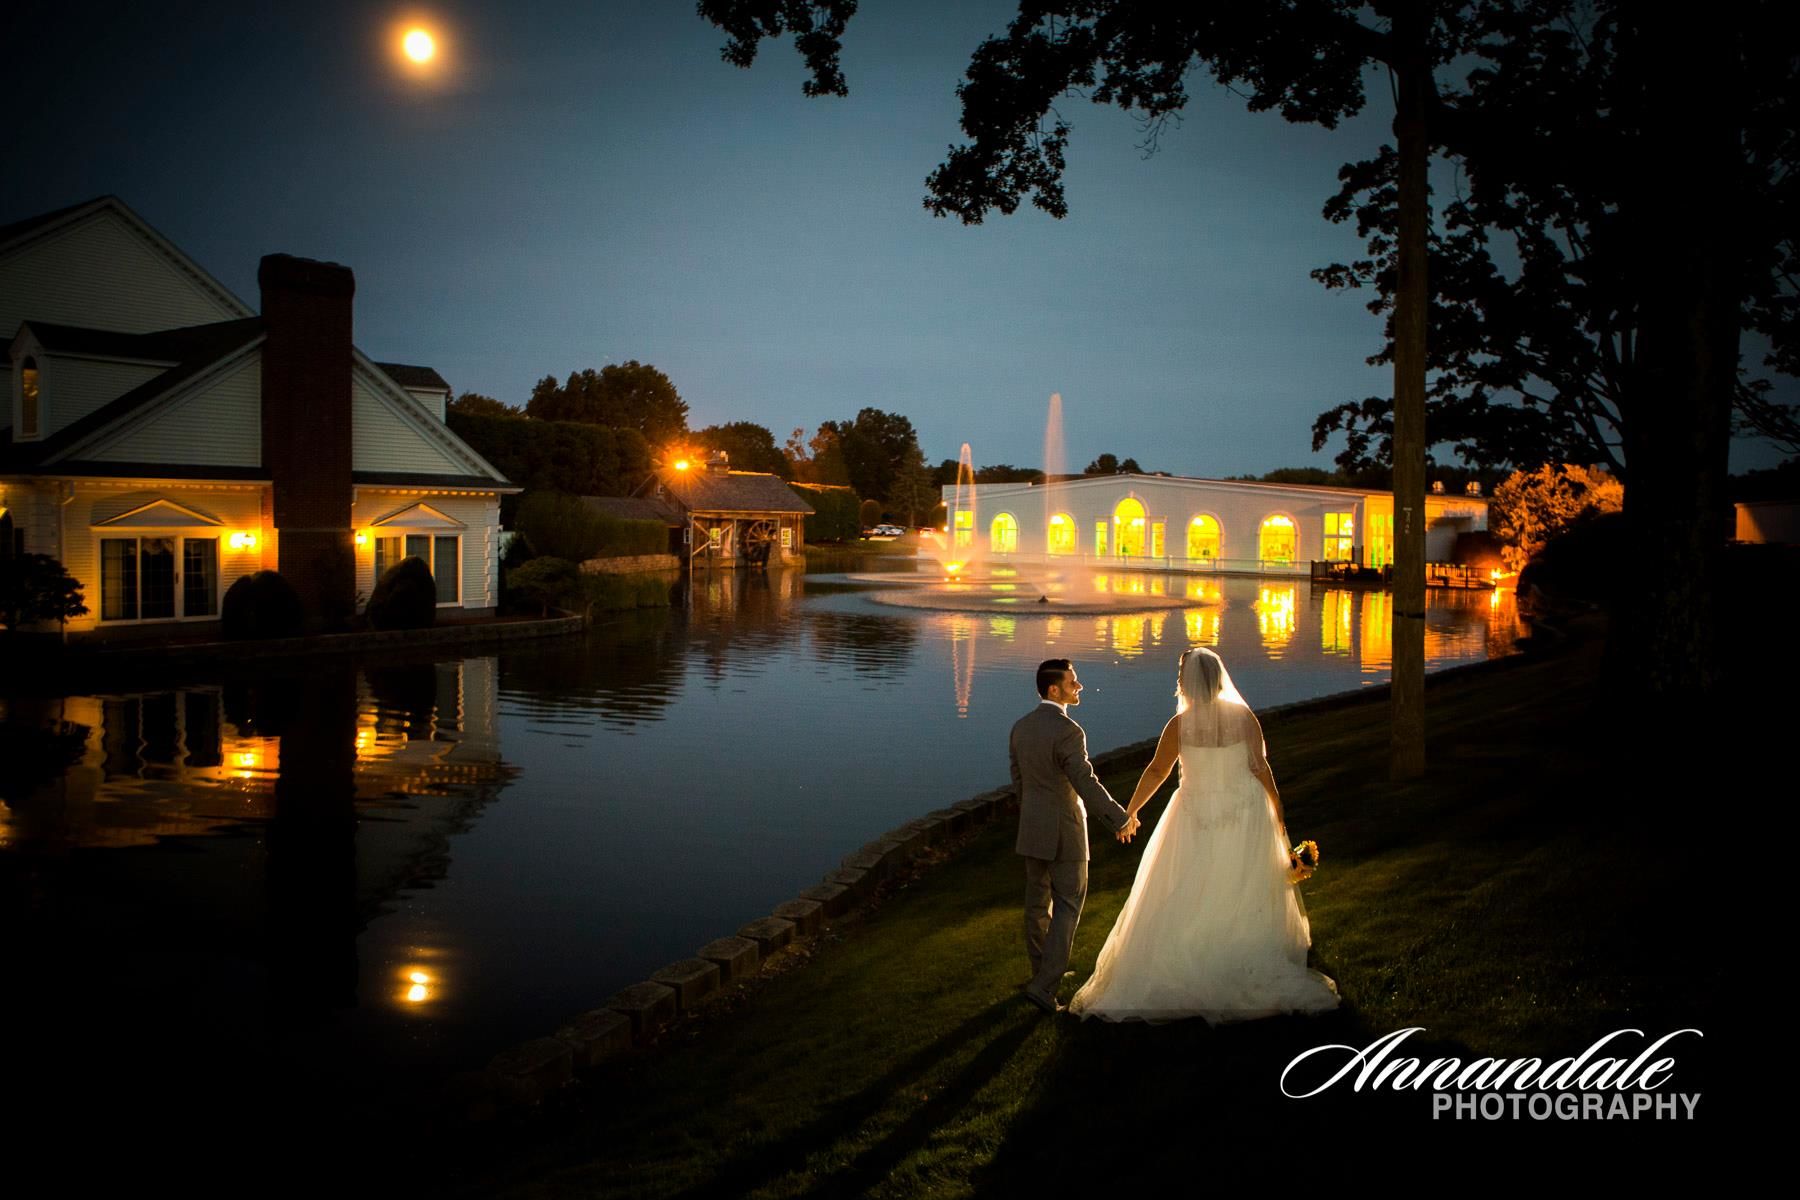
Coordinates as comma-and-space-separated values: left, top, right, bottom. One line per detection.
0, 563, 1523, 1116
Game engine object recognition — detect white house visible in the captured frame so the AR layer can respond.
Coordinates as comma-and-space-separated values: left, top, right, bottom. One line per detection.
940, 472, 1489, 574
0, 196, 518, 637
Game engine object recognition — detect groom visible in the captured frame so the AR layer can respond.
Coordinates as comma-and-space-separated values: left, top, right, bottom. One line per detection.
1010, 658, 1139, 1014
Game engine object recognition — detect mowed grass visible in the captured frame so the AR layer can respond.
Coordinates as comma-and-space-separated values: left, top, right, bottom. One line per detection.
444, 635, 1721, 1196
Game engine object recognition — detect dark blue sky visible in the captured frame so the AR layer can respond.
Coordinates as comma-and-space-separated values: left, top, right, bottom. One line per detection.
5, 1, 1788, 475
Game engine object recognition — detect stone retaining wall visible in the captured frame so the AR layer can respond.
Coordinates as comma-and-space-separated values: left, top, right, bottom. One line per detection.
580, 554, 681, 574
462, 648, 1539, 1117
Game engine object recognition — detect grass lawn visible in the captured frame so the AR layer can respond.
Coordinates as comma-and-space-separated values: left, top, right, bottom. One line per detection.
438, 633, 1723, 1194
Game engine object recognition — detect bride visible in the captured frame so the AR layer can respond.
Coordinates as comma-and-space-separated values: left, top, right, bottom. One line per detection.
1068, 647, 1341, 1024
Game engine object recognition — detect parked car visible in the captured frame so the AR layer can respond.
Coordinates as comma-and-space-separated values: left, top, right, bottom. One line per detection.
864, 524, 906, 539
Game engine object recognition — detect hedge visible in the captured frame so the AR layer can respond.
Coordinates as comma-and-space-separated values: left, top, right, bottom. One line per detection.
513, 492, 667, 562
791, 482, 862, 543
446, 412, 652, 522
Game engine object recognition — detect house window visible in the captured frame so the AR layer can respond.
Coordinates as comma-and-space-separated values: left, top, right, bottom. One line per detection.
780, 526, 792, 549
1150, 520, 1165, 558
20, 358, 40, 438
100, 535, 219, 622
953, 508, 973, 549
1047, 513, 1075, 555
372, 532, 461, 605
1094, 521, 1107, 556
1323, 512, 1355, 561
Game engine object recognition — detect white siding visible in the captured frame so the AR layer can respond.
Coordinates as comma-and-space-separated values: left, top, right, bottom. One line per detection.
83, 354, 261, 468
0, 210, 245, 340
352, 375, 467, 474
350, 489, 501, 610
403, 387, 447, 421
36, 355, 167, 438
57, 481, 266, 633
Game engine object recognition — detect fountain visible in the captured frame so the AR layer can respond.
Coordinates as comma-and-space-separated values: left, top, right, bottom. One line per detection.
847, 399, 1195, 615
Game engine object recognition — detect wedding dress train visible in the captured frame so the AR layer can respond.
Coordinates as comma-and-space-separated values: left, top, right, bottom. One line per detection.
1069, 734, 1341, 1024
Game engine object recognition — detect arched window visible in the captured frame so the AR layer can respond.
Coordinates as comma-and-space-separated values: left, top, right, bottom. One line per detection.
19, 357, 40, 438
1186, 514, 1220, 562
1114, 497, 1146, 556
990, 512, 1018, 553
1047, 512, 1076, 555
1259, 514, 1296, 564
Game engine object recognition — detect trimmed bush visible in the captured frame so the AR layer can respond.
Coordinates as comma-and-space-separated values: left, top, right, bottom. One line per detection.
366, 557, 439, 631
220, 570, 304, 640
791, 483, 860, 543
0, 553, 88, 631
513, 492, 668, 562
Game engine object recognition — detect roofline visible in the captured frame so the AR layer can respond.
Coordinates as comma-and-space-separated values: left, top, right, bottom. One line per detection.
351, 351, 513, 486
944, 472, 1489, 503
0, 196, 254, 319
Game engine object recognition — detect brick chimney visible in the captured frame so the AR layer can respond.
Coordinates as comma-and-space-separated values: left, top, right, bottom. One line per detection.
260, 253, 355, 631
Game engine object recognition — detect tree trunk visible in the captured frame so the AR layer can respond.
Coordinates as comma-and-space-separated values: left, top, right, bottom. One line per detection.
1389, 0, 1431, 781
1603, 11, 1739, 729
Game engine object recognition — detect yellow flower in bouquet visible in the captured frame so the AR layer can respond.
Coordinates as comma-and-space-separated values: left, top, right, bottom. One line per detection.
1287, 839, 1320, 884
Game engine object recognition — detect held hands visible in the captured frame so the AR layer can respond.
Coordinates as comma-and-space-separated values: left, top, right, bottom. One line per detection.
1117, 813, 1141, 843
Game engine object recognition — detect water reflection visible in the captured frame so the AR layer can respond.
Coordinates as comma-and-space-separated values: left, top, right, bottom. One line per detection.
0, 562, 1525, 1119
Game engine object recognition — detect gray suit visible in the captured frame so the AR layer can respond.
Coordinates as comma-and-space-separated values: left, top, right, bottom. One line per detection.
1009, 700, 1131, 1006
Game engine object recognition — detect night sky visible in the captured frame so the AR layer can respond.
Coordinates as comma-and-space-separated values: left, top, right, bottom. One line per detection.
5, 1, 1789, 475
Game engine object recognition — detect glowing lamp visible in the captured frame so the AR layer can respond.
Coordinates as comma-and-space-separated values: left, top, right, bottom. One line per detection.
229, 531, 257, 550
674, 459, 691, 471
403, 29, 435, 63
354, 531, 368, 547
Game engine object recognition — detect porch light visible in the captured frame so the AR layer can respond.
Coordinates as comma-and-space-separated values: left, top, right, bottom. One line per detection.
355, 531, 369, 547
229, 531, 258, 550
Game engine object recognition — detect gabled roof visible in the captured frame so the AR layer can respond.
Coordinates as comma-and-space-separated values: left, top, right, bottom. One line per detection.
659, 469, 815, 515
15, 319, 259, 364
0, 318, 265, 470
375, 362, 451, 392
0, 197, 103, 250
0, 195, 253, 318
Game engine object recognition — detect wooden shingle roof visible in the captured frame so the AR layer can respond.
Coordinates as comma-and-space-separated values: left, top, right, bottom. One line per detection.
659, 469, 815, 515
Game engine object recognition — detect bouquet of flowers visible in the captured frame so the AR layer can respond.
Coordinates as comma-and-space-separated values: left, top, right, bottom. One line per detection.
1287, 839, 1320, 884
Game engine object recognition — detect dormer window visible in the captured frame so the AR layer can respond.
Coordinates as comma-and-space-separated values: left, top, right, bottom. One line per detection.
19, 357, 40, 438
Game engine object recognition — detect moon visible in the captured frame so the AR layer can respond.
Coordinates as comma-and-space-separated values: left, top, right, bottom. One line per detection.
402, 29, 435, 63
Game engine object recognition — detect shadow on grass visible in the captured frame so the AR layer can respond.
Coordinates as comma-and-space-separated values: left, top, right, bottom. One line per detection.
673, 997, 1035, 1200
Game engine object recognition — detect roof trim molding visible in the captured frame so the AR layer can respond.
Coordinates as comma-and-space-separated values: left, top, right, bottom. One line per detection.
92, 497, 225, 527
0, 196, 254, 320
44, 334, 267, 464
366, 500, 467, 530
350, 352, 510, 485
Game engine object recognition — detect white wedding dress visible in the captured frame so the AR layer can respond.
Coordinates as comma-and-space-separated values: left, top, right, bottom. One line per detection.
1069, 701, 1341, 1024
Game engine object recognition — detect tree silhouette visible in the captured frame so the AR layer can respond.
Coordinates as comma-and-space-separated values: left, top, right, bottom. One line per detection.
699, 0, 1449, 778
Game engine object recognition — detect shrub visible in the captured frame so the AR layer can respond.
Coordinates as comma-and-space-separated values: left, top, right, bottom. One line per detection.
221, 570, 304, 640
791, 483, 859, 542
0, 553, 88, 631
1517, 511, 1627, 609
366, 557, 439, 630
506, 557, 580, 615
